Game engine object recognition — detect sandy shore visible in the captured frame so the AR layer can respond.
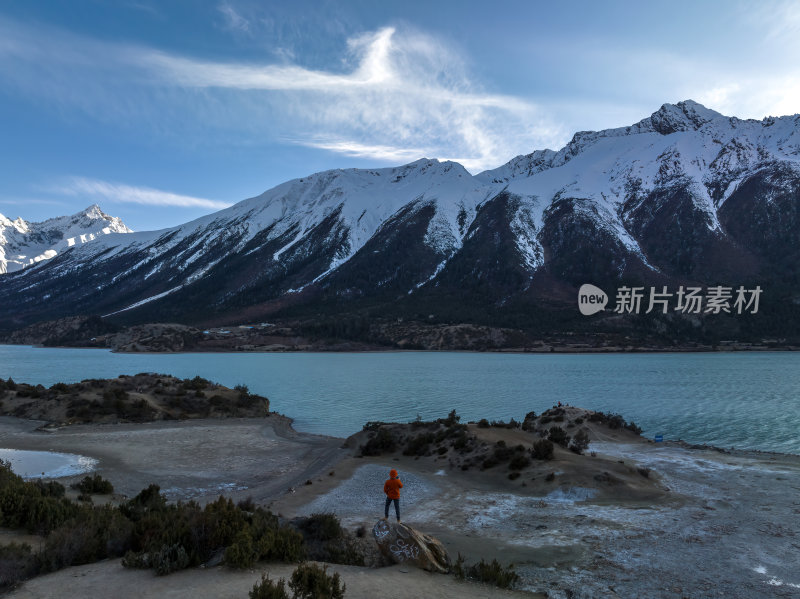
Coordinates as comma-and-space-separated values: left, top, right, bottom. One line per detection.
2, 415, 800, 598
0, 415, 345, 503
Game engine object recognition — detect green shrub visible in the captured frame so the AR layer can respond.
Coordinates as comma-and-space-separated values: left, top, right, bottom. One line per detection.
32, 479, 66, 498
297, 513, 343, 542
152, 543, 190, 576
547, 426, 570, 447
50, 382, 70, 393
0, 461, 79, 533
259, 527, 305, 563
359, 428, 397, 456
225, 530, 257, 568
289, 563, 345, 599
250, 574, 290, 599
508, 454, 531, 471
121, 484, 167, 520
570, 429, 590, 454
521, 411, 537, 431
183, 376, 210, 391
443, 409, 460, 426
531, 439, 554, 460
452, 554, 519, 589
466, 558, 520, 588
121, 550, 152, 569
73, 474, 114, 495
626, 421, 643, 435
41, 506, 133, 571
0, 542, 38, 591
403, 433, 434, 456
477, 418, 490, 428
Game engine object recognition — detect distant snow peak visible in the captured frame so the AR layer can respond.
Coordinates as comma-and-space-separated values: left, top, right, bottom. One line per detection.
0, 204, 132, 274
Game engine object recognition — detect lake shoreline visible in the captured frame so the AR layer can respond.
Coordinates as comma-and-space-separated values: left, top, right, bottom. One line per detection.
5, 341, 799, 354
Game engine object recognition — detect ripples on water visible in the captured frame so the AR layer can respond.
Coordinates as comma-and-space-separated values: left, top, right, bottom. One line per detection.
0, 346, 798, 454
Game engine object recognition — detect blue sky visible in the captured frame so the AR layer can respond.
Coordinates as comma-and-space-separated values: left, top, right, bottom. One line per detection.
1, 0, 798, 231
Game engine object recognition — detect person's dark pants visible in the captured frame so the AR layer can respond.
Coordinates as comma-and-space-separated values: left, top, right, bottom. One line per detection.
385, 497, 400, 520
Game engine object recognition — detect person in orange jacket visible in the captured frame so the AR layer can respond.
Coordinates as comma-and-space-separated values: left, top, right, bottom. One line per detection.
383, 468, 403, 522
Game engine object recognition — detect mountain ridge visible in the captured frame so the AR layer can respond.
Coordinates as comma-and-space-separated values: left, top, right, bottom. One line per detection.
0, 204, 132, 274
2, 101, 799, 346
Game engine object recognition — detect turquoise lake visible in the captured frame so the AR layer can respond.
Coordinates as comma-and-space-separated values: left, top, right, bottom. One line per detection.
1, 345, 798, 454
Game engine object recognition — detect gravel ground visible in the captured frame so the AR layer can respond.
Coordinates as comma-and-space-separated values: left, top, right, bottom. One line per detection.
290, 443, 800, 598
295, 463, 441, 524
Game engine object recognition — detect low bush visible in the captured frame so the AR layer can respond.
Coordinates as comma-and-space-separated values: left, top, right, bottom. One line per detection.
569, 429, 590, 455
547, 426, 571, 448
452, 554, 519, 589
531, 439, 554, 460
0, 542, 38, 591
359, 428, 397, 456
225, 530, 258, 569
250, 574, 290, 599
297, 513, 342, 542
508, 453, 530, 470
40, 506, 133, 571
0, 461, 80, 534
152, 543, 191, 576
289, 563, 346, 599
403, 433, 434, 456
587, 411, 642, 435
521, 411, 537, 431
72, 474, 114, 495
183, 376, 210, 391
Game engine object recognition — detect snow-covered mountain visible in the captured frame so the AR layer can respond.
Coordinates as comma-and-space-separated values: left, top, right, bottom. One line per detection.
1, 101, 798, 340
0, 204, 131, 274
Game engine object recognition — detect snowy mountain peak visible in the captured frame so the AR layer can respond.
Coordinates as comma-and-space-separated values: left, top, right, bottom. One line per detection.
643, 100, 724, 135
80, 203, 105, 219
0, 205, 132, 274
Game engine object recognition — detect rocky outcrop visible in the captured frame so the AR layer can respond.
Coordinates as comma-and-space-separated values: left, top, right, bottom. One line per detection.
372, 519, 450, 574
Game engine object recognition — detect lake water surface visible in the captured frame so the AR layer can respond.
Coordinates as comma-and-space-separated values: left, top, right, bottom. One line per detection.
1, 345, 798, 454
0, 448, 97, 478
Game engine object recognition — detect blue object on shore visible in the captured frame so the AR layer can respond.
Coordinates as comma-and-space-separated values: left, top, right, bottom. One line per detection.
654, 434, 663, 443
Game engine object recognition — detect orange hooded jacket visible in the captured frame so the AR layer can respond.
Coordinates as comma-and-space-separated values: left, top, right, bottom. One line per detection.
383, 469, 403, 500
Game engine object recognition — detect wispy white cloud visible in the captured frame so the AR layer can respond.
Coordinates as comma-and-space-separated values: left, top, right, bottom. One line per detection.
138, 27, 567, 171
295, 138, 431, 164
217, 2, 251, 34
54, 177, 232, 210
0, 17, 566, 172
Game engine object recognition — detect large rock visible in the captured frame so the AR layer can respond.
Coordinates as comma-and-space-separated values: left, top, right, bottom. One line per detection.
372, 519, 451, 574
